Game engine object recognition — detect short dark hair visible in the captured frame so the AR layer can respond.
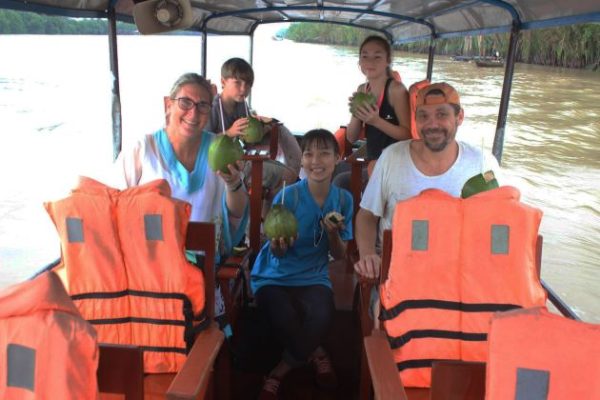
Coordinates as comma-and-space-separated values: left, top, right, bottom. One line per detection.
221, 57, 254, 86
301, 129, 339, 155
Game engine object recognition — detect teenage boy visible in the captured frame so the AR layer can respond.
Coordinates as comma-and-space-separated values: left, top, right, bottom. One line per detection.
206, 58, 301, 216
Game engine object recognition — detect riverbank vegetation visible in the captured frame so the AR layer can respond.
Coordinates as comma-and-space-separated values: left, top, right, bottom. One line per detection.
1, 9, 597, 69
285, 22, 600, 69
0, 9, 137, 34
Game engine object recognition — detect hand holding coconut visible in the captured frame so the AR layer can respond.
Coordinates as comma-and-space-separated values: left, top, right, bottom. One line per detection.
263, 190, 299, 257
349, 91, 378, 124
269, 234, 297, 258
207, 135, 244, 174
224, 117, 249, 138
217, 160, 245, 188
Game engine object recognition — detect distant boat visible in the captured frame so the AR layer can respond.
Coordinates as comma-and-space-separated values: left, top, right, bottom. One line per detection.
475, 60, 504, 68
451, 55, 475, 62
452, 55, 503, 63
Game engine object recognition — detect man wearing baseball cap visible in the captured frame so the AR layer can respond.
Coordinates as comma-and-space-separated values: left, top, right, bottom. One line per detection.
354, 82, 501, 279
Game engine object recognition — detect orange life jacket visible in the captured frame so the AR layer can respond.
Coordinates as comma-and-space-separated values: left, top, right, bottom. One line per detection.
408, 79, 430, 139
379, 187, 547, 387
0, 271, 98, 400
45, 177, 206, 373
334, 126, 351, 158
486, 307, 600, 400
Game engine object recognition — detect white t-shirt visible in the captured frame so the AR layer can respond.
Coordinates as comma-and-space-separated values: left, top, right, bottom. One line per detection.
113, 131, 224, 224
360, 140, 501, 243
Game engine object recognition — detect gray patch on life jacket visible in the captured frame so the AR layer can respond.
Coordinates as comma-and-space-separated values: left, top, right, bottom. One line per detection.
7, 343, 35, 391
144, 214, 163, 241
515, 367, 549, 400
411, 220, 429, 251
491, 224, 509, 254
66, 217, 84, 243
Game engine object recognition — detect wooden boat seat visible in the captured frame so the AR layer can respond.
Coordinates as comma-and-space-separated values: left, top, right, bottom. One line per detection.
98, 222, 226, 400
339, 131, 369, 272
217, 248, 251, 333
243, 121, 280, 255
98, 325, 224, 400
430, 361, 486, 400
363, 332, 486, 400
358, 230, 543, 399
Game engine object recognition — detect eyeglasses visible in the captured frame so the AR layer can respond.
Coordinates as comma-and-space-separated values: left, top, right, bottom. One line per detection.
173, 97, 211, 114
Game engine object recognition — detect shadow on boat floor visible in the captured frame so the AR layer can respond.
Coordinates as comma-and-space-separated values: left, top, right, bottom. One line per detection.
229, 305, 361, 400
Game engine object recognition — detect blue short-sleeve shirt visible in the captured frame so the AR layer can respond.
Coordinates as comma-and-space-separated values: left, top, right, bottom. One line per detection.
250, 179, 353, 293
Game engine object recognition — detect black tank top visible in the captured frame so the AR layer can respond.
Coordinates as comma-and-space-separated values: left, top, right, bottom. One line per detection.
366, 78, 399, 160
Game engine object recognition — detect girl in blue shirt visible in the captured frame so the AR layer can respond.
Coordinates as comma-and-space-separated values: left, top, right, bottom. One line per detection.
251, 129, 353, 398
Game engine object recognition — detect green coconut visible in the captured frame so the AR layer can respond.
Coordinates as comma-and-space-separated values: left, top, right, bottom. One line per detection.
461, 170, 499, 198
349, 92, 377, 114
263, 204, 298, 240
207, 135, 244, 174
242, 116, 265, 144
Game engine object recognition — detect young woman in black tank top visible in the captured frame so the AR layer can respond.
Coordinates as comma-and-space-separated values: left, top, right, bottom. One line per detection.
346, 35, 411, 159
332, 36, 411, 190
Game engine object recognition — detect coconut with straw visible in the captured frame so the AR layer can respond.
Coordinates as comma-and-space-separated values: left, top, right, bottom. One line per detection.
263, 181, 298, 241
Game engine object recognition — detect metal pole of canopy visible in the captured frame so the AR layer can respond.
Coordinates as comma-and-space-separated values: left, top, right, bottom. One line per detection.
248, 33, 254, 109
107, 4, 122, 161
492, 21, 520, 165
426, 38, 435, 81
201, 30, 207, 76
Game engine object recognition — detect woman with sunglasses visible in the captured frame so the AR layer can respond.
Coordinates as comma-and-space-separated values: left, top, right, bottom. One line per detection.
114, 72, 249, 321
250, 129, 353, 399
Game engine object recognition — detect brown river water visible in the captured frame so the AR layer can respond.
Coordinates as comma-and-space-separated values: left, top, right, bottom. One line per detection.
0, 27, 598, 322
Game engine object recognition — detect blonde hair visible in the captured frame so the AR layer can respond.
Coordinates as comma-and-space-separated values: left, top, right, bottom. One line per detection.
169, 72, 212, 99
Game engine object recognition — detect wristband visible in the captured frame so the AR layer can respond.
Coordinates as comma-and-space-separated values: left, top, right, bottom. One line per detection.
227, 180, 244, 193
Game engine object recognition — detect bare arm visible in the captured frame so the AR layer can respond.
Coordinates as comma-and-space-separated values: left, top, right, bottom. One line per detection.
322, 217, 347, 261
219, 160, 248, 218
388, 82, 411, 140
353, 208, 381, 279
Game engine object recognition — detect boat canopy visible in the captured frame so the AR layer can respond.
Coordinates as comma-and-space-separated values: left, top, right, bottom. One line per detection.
3, 0, 599, 42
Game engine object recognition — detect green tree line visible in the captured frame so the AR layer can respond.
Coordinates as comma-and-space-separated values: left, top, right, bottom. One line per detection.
286, 22, 600, 69
0, 9, 137, 34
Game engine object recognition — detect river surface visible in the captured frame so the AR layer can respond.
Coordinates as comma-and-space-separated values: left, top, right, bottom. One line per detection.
0, 27, 598, 322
